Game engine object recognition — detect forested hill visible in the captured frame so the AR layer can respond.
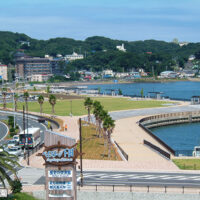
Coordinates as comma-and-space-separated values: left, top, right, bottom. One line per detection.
0, 31, 200, 74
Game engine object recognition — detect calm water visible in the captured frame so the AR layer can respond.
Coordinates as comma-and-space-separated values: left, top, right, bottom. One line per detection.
86, 81, 200, 155
151, 123, 200, 155
87, 81, 200, 100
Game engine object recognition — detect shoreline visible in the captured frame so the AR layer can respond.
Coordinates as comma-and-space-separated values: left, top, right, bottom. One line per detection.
57, 78, 196, 87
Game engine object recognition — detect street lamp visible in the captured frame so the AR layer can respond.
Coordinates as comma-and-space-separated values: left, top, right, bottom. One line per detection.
70, 100, 72, 117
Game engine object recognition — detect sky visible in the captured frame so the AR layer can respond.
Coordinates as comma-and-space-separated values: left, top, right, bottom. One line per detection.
0, 0, 200, 42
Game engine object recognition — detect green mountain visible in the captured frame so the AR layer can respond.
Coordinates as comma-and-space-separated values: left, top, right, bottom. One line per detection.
0, 31, 200, 74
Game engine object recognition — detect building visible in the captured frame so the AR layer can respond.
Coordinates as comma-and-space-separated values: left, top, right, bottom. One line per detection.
116, 44, 126, 52
160, 71, 178, 78
102, 69, 114, 78
65, 52, 84, 61
0, 64, 8, 81
31, 74, 52, 82
15, 56, 51, 79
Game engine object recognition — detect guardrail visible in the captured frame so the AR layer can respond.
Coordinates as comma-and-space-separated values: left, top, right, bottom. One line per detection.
144, 140, 170, 159
78, 183, 200, 194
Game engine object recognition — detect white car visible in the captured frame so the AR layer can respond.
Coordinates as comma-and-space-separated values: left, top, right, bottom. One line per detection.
13, 135, 19, 143
7, 140, 18, 148
6, 146, 22, 156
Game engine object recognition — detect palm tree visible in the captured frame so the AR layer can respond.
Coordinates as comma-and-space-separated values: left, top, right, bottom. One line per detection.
84, 97, 93, 123
49, 94, 56, 115
23, 91, 29, 112
93, 101, 103, 137
103, 115, 115, 158
99, 109, 108, 141
2, 87, 7, 109
14, 93, 19, 112
38, 95, 44, 114
0, 146, 20, 188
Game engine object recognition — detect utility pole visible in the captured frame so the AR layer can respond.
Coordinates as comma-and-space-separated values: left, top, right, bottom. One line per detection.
23, 105, 26, 154
79, 118, 83, 186
26, 99, 30, 166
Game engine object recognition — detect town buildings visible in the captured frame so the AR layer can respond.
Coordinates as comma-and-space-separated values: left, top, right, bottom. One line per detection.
0, 63, 8, 81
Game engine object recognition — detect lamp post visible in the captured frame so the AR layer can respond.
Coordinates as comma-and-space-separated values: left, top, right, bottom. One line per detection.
70, 100, 72, 117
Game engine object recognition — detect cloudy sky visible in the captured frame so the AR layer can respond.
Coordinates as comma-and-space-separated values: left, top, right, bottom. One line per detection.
0, 0, 199, 42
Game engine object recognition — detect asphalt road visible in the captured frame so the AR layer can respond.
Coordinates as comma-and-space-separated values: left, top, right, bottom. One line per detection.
77, 171, 200, 187
109, 104, 200, 120
0, 121, 8, 140
0, 111, 46, 143
18, 169, 200, 188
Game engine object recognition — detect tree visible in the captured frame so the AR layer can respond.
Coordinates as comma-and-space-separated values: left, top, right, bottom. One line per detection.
93, 101, 103, 137
14, 93, 19, 111
2, 87, 7, 109
84, 97, 93, 123
49, 94, 56, 115
0, 146, 20, 188
23, 91, 29, 112
46, 85, 50, 95
103, 115, 115, 158
141, 88, 144, 98
38, 95, 44, 114
118, 88, 122, 95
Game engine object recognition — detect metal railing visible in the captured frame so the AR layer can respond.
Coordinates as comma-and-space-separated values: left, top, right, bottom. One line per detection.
77, 183, 200, 194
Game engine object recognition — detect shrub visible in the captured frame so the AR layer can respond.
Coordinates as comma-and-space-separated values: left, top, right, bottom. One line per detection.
11, 178, 22, 194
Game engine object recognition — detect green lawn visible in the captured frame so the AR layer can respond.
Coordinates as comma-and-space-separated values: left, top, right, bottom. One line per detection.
173, 159, 200, 170
2, 97, 174, 116
2, 192, 38, 200
78, 121, 121, 160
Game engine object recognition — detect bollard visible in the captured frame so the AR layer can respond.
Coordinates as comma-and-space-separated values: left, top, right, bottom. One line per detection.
113, 185, 114, 192
96, 185, 97, 192
130, 185, 132, 192
147, 186, 149, 193
182, 186, 184, 194
165, 186, 167, 193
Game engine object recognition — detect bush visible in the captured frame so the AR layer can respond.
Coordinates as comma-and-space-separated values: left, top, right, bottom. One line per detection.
10, 127, 15, 137
11, 178, 22, 194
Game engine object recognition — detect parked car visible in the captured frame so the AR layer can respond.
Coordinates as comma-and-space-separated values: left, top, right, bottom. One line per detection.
5, 146, 22, 156
13, 135, 19, 143
7, 140, 18, 148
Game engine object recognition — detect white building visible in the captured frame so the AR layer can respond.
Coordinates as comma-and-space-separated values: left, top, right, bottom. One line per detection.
160, 71, 178, 78
65, 52, 84, 61
116, 43, 126, 52
188, 55, 196, 61
103, 69, 114, 77
0, 64, 8, 81
30, 74, 52, 82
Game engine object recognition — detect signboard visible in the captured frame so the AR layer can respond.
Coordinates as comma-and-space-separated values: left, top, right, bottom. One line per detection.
48, 170, 72, 178
49, 181, 73, 190
38, 130, 80, 200
0, 189, 7, 197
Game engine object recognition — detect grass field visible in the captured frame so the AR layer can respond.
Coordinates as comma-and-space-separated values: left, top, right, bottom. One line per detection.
173, 159, 200, 170
2, 192, 38, 200
2, 97, 173, 116
78, 121, 121, 160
